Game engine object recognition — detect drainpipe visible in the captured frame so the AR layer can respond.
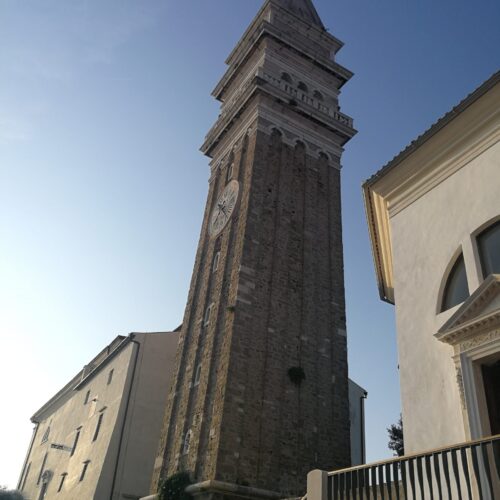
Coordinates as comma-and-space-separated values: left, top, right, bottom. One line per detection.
360, 391, 368, 464
110, 334, 141, 499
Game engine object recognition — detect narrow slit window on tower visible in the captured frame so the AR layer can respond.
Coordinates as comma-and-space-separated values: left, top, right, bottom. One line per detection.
441, 253, 469, 312
194, 364, 202, 386
213, 251, 221, 273
203, 303, 214, 327
80, 461, 90, 482
227, 161, 234, 181
183, 430, 192, 454
84, 390, 91, 405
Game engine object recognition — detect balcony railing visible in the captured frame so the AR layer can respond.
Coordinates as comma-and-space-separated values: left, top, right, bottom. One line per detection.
307, 434, 500, 500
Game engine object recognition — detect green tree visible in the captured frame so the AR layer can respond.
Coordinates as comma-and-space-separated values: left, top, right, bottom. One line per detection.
387, 415, 404, 457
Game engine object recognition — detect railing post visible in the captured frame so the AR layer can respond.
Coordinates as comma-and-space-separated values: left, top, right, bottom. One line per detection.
307, 469, 328, 500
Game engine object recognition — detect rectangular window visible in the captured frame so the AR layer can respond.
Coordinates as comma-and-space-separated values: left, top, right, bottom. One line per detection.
84, 390, 91, 405
37, 453, 48, 485
107, 369, 114, 385
57, 473, 67, 492
80, 461, 90, 482
194, 364, 202, 386
71, 428, 81, 456
93, 413, 104, 442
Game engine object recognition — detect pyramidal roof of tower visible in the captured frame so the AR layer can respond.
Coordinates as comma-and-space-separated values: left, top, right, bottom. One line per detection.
272, 0, 325, 29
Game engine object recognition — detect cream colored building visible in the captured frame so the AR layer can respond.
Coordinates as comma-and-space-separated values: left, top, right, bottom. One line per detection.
364, 72, 500, 456
18, 331, 179, 500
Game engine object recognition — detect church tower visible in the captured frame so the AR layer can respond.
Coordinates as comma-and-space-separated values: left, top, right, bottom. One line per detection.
152, 0, 356, 496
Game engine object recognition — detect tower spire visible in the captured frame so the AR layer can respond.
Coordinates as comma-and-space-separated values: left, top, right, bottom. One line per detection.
271, 0, 325, 29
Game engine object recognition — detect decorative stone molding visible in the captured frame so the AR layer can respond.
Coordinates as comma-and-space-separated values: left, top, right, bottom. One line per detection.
435, 275, 500, 347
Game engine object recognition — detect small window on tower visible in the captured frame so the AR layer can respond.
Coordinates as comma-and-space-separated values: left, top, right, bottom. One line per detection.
313, 90, 324, 101
183, 430, 192, 454
203, 303, 214, 327
194, 364, 202, 386
298, 81, 308, 93
107, 369, 114, 385
281, 72, 292, 83
213, 251, 221, 273
84, 390, 91, 405
227, 161, 234, 182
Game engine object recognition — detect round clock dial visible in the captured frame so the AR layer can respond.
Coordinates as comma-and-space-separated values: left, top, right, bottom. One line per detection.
209, 180, 240, 237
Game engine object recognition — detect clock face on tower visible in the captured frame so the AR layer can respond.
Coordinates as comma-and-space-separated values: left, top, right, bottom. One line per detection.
209, 180, 239, 238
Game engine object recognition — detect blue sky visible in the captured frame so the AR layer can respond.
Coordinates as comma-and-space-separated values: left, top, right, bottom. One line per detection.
1, 0, 499, 489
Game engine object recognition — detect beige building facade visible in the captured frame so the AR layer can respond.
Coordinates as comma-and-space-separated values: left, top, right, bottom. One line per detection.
18, 331, 179, 500
364, 72, 500, 455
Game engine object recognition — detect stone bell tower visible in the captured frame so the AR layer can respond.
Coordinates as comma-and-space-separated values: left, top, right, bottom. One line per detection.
152, 0, 356, 497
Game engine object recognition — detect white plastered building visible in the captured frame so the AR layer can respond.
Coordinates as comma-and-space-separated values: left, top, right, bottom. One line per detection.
364, 71, 500, 454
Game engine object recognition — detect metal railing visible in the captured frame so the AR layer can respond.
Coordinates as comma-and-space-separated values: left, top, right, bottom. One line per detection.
308, 435, 500, 500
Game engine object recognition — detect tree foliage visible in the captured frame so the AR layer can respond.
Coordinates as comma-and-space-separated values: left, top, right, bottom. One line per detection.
0, 488, 25, 500
387, 415, 404, 457
158, 472, 192, 500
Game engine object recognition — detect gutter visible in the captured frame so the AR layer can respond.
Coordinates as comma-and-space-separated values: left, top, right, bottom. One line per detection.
109, 334, 141, 499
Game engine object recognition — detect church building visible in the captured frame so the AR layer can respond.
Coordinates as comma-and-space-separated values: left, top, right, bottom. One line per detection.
151, 0, 356, 497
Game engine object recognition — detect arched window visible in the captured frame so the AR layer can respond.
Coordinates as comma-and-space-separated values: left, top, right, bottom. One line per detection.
313, 90, 324, 101
477, 219, 500, 278
441, 253, 469, 312
298, 81, 308, 93
281, 72, 292, 83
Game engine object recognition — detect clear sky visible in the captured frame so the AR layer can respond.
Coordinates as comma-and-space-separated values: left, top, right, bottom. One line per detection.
1, 0, 499, 490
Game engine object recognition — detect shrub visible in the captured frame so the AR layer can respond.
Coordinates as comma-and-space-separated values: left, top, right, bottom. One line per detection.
158, 472, 192, 500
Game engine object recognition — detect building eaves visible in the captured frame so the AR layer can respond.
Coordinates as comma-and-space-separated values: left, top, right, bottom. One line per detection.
363, 70, 500, 189
30, 331, 174, 423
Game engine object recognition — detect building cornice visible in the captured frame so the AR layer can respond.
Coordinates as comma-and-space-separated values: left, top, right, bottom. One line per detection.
363, 73, 500, 304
